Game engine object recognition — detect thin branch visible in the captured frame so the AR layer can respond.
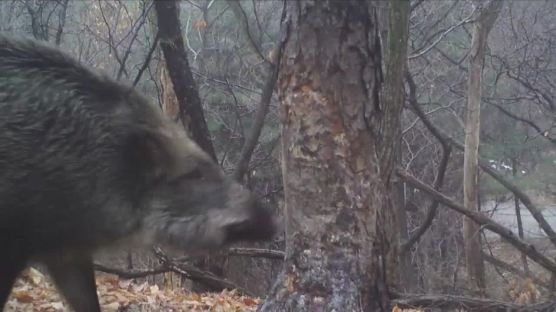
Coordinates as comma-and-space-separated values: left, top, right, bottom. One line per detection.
490, 102, 555, 145
192, 71, 261, 95
402, 146, 451, 252
224, 77, 246, 140
405, 71, 450, 146
155, 0, 217, 160
410, 0, 425, 12
506, 71, 555, 113
482, 252, 549, 289
116, 1, 153, 80
133, 33, 159, 87
97, 0, 128, 78
232, 3, 287, 181
95, 247, 284, 284
396, 169, 556, 274
404, 71, 556, 249
183, 10, 199, 59
408, 8, 476, 60
54, 0, 68, 46
231, 62, 278, 181
228, 0, 268, 63
476, 155, 556, 249
225, 247, 285, 260
252, 0, 272, 41
94, 263, 169, 279
402, 70, 453, 252
184, 0, 202, 10
152, 247, 253, 296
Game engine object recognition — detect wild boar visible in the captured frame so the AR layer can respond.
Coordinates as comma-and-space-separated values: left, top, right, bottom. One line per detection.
0, 34, 276, 312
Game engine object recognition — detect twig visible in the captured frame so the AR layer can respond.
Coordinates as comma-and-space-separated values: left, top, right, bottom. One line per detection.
408, 7, 476, 60
404, 71, 556, 249
396, 169, 556, 274
490, 102, 555, 145
402, 70, 452, 252
228, 0, 268, 63
225, 247, 285, 260
232, 2, 288, 181
94, 263, 169, 279
482, 252, 550, 289
153, 247, 253, 296
133, 32, 159, 87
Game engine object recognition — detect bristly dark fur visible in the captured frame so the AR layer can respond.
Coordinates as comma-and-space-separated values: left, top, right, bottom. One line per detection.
0, 34, 276, 311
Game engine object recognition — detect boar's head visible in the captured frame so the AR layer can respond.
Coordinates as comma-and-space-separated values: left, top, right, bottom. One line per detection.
123, 105, 277, 254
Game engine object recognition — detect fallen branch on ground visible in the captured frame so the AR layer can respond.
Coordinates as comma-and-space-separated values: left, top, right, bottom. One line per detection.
153, 247, 254, 296
94, 263, 169, 279
392, 293, 556, 312
225, 247, 285, 260
93, 246, 284, 296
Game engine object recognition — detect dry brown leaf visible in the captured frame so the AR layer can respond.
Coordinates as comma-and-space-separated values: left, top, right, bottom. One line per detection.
7, 271, 262, 311
11, 290, 35, 303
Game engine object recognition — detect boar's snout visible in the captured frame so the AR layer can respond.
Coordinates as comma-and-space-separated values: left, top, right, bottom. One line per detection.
222, 183, 277, 244
144, 175, 278, 254
137, 122, 278, 254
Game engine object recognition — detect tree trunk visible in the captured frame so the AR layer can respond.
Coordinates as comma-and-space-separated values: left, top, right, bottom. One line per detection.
512, 157, 530, 276
153, 0, 217, 161
463, 1, 502, 293
153, 0, 221, 292
260, 1, 398, 311
383, 0, 412, 291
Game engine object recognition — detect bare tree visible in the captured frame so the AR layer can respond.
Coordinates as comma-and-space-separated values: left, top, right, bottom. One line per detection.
261, 1, 398, 310
154, 0, 217, 160
383, 0, 412, 291
462, 0, 503, 293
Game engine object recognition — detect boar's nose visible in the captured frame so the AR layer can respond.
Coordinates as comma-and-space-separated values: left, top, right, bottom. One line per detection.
224, 199, 278, 243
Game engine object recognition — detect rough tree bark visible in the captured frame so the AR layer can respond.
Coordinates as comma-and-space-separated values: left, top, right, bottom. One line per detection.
463, 0, 502, 293
260, 1, 398, 311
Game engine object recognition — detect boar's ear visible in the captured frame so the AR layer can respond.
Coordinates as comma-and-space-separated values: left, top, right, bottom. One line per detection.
125, 129, 174, 181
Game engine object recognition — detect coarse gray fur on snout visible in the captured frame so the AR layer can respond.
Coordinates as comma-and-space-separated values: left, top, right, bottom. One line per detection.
0, 34, 276, 312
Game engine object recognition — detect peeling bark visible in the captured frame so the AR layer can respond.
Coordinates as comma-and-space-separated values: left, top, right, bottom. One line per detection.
260, 1, 396, 311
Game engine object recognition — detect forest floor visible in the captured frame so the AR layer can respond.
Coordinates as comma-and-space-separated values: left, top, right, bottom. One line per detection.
5, 268, 261, 311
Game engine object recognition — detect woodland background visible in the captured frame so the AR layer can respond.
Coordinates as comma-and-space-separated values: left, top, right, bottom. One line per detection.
1, 0, 555, 311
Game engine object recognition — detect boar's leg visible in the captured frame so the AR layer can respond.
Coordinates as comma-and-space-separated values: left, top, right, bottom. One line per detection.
43, 252, 100, 312
0, 255, 26, 309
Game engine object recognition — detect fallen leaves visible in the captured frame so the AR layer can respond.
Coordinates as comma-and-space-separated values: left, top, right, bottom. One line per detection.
5, 267, 262, 311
